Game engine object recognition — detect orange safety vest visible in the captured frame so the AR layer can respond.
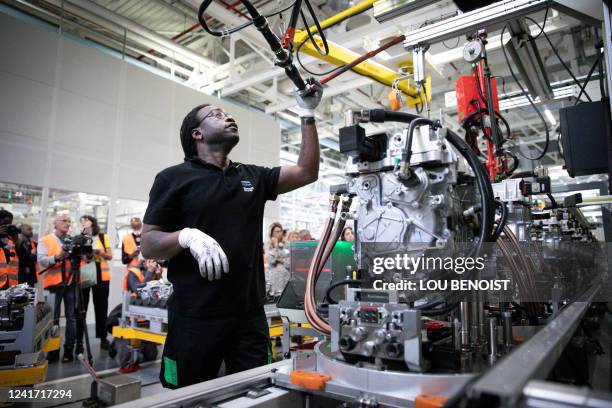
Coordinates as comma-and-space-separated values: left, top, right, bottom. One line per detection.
0, 240, 18, 289
38, 234, 72, 289
122, 266, 145, 294
122, 233, 140, 269
29, 240, 39, 278
94, 234, 111, 282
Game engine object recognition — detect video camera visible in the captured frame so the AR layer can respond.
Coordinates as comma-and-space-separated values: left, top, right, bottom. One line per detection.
0, 224, 21, 237
62, 233, 94, 259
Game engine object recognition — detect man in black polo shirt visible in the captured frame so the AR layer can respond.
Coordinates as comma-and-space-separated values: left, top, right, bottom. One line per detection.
141, 79, 323, 388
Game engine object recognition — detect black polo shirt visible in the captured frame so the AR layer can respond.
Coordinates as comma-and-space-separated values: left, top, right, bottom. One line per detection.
143, 158, 280, 317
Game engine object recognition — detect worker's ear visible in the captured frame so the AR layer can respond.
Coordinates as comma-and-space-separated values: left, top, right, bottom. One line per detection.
191, 128, 204, 141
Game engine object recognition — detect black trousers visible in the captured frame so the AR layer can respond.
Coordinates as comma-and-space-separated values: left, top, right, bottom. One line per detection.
76, 280, 110, 343
160, 307, 270, 389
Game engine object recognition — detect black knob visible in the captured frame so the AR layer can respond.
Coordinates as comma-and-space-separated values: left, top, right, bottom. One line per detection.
385, 342, 403, 358
339, 335, 356, 351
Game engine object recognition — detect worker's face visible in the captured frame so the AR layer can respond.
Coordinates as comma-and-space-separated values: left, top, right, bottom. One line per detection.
343, 228, 355, 242
192, 106, 239, 150
21, 224, 33, 238
55, 216, 71, 235
131, 218, 142, 232
272, 226, 283, 241
80, 218, 92, 230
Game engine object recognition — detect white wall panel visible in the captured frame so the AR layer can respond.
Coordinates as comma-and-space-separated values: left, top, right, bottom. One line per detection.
124, 64, 173, 120
0, 142, 47, 185
60, 39, 121, 106
117, 164, 161, 201
0, 72, 53, 147
49, 152, 112, 195
54, 90, 116, 161
0, 13, 57, 86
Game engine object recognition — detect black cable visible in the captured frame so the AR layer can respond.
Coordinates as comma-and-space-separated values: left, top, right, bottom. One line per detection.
293, 3, 372, 77
198, 0, 297, 37
404, 117, 438, 163
295, 38, 342, 76
525, 16, 591, 102
546, 193, 558, 209
574, 53, 602, 105
532, 5, 549, 39
324, 279, 362, 304
300, 5, 328, 56
500, 25, 550, 161
491, 199, 508, 241
504, 150, 519, 176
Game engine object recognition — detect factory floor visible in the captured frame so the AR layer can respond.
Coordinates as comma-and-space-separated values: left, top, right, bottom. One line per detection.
29, 324, 164, 407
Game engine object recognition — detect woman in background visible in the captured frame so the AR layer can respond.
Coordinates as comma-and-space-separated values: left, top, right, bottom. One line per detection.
77, 215, 112, 353
264, 222, 290, 295
340, 226, 355, 242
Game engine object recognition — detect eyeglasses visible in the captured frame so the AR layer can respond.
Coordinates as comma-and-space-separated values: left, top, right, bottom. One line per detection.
200, 109, 231, 122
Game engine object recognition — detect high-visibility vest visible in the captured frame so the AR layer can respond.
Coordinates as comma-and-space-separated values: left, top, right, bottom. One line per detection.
29, 240, 39, 278
94, 234, 111, 282
38, 234, 71, 289
122, 233, 141, 269
122, 266, 145, 294
0, 240, 18, 289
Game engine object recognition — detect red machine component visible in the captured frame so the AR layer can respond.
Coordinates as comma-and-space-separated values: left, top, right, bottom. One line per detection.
456, 60, 506, 181
455, 73, 499, 123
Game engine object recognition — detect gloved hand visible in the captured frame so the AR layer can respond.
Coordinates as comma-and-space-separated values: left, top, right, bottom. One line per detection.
178, 228, 229, 281
295, 78, 323, 118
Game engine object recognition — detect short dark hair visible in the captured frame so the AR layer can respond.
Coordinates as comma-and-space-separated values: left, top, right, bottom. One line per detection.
80, 215, 100, 235
180, 104, 210, 159
0, 209, 13, 224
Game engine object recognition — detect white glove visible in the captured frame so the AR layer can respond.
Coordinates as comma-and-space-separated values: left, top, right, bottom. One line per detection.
178, 228, 229, 281
295, 78, 323, 118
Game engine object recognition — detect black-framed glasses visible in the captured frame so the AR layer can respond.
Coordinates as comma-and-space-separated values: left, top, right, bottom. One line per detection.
200, 109, 231, 122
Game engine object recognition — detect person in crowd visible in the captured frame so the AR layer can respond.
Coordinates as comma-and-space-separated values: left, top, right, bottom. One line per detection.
299, 229, 313, 241
37, 213, 76, 362
340, 226, 355, 242
285, 229, 300, 243
17, 223, 38, 286
264, 222, 290, 295
75, 215, 113, 353
121, 217, 143, 292
0, 210, 19, 289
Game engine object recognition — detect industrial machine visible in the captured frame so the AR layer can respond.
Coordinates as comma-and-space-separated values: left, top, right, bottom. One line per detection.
117, 106, 610, 408
0, 284, 57, 386
113, 0, 611, 407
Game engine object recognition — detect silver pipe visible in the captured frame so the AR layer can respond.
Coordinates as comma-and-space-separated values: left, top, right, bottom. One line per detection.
502, 310, 513, 350
488, 317, 498, 363
460, 301, 470, 350
470, 294, 479, 346
453, 318, 461, 351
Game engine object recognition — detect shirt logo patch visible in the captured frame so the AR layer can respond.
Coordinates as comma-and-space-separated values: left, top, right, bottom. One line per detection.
241, 180, 254, 192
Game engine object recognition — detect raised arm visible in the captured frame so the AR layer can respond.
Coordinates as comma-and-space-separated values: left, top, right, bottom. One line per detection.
276, 79, 323, 194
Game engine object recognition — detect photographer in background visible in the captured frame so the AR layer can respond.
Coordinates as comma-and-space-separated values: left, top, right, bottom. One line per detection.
37, 213, 76, 362
76, 215, 113, 353
0, 209, 19, 289
122, 217, 142, 292
17, 224, 38, 286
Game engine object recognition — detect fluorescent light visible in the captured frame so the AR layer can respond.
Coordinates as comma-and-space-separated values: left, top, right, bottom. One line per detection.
544, 108, 557, 125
